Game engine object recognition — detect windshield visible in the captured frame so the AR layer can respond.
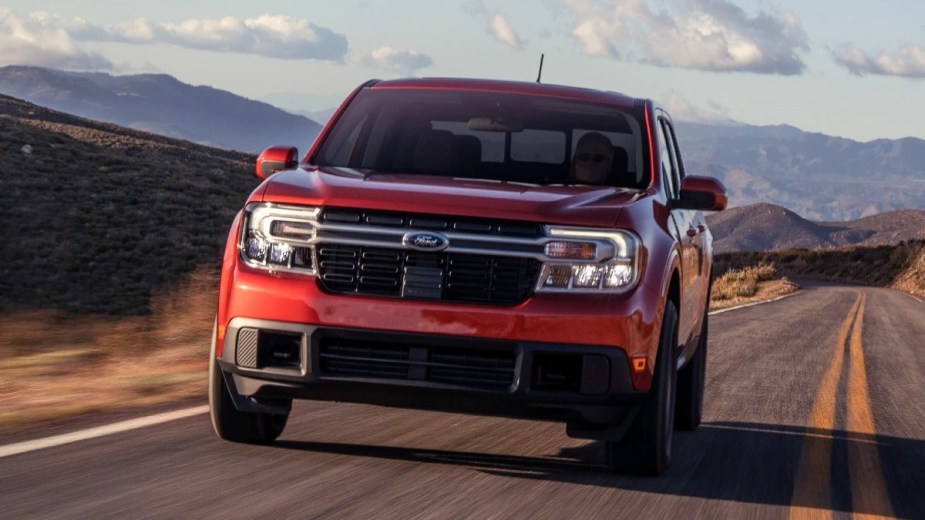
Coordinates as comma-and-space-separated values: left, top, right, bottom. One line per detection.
314, 88, 649, 189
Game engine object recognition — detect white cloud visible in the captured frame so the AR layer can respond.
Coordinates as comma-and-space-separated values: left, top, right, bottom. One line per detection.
661, 90, 731, 122
561, 0, 809, 75
362, 47, 433, 76
16, 11, 348, 62
0, 8, 112, 70
832, 43, 925, 79
490, 14, 525, 50
465, 1, 526, 50
115, 15, 347, 61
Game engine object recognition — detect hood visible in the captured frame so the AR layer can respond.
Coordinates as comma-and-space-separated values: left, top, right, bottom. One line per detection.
256, 166, 644, 228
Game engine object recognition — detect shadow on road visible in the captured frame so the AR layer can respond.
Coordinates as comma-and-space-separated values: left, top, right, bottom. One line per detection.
275, 420, 923, 518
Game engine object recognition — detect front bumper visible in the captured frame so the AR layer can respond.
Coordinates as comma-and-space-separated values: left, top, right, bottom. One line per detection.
218, 317, 645, 432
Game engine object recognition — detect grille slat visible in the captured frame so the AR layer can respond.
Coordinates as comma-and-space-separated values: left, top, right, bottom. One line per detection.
319, 339, 515, 390
317, 244, 539, 305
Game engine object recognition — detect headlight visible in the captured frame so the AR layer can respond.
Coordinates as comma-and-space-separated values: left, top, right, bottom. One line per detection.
240, 203, 319, 274
536, 227, 640, 293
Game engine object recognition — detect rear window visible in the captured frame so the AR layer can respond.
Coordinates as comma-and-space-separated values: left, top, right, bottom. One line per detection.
314, 88, 648, 188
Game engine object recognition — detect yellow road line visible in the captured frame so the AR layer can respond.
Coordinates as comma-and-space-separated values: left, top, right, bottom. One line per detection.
789, 292, 862, 520
846, 294, 894, 519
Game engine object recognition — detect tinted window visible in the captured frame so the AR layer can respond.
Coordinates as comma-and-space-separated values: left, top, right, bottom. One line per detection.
511, 130, 566, 163
657, 120, 678, 198
315, 88, 648, 188
659, 118, 684, 198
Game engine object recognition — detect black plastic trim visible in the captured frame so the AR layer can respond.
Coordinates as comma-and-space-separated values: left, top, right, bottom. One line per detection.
218, 318, 643, 433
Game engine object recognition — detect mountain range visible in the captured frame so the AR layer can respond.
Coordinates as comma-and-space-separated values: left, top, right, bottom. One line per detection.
676, 121, 925, 221
0, 66, 321, 154
706, 202, 925, 254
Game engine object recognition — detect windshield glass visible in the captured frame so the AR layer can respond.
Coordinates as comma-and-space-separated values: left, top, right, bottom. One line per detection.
314, 88, 649, 188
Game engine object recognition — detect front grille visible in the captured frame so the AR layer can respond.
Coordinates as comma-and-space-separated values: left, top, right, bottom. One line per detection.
319, 338, 516, 390
317, 245, 540, 305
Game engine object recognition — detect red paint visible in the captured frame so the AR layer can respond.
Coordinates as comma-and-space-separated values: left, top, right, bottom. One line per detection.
255, 146, 298, 179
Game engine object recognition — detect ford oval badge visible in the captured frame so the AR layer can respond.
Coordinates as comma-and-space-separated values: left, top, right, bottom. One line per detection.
403, 231, 450, 252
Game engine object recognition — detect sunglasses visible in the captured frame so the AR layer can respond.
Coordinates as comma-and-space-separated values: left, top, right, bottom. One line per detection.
576, 152, 610, 163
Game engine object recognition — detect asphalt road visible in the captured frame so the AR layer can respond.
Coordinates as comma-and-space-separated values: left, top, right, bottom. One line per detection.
2, 284, 924, 519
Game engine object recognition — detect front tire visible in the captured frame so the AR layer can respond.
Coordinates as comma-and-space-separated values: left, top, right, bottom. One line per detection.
606, 301, 679, 476
209, 321, 288, 444
675, 309, 708, 431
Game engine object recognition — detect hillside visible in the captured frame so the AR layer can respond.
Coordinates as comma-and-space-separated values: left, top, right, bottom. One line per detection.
676, 121, 925, 221
0, 66, 322, 153
715, 241, 925, 299
707, 202, 925, 253
0, 94, 260, 314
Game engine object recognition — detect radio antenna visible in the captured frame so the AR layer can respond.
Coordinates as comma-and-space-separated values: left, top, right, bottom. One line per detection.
535, 54, 545, 83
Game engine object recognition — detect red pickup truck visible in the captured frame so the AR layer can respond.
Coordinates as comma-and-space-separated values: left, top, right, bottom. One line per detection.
209, 78, 727, 475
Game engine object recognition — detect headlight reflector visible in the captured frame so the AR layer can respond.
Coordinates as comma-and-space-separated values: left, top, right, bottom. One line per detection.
573, 265, 605, 288
245, 237, 268, 263
604, 263, 633, 288
268, 242, 293, 265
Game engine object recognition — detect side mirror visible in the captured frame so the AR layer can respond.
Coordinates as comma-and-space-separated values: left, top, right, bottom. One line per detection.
256, 146, 299, 180
674, 176, 728, 211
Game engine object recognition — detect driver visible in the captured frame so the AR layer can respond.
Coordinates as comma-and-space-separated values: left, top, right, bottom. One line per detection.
570, 132, 613, 184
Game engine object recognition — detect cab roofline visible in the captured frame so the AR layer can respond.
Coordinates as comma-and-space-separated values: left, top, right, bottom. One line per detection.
370, 77, 642, 108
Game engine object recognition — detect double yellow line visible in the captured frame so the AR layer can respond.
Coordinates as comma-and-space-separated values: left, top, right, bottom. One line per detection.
789, 292, 894, 519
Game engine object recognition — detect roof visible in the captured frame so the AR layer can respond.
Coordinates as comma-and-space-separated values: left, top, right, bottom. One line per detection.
370, 77, 642, 109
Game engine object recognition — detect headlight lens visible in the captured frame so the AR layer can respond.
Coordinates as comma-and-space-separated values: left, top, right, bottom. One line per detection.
536, 227, 640, 293
241, 203, 319, 274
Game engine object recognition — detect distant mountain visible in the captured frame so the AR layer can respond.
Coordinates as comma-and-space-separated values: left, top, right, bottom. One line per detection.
0, 93, 260, 314
676, 121, 925, 221
294, 107, 337, 126
706, 202, 925, 253
0, 66, 321, 153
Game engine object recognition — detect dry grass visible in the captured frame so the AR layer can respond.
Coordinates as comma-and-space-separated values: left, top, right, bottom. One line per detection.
0, 267, 217, 431
712, 264, 777, 300
715, 240, 925, 298
710, 264, 800, 310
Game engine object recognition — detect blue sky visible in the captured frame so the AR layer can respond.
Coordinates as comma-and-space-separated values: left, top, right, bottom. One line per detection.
1, 0, 923, 141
